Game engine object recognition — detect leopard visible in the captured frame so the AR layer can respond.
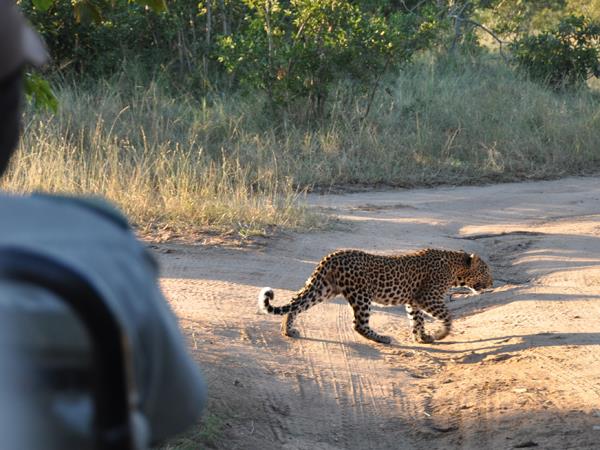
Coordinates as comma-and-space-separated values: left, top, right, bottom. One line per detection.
258, 248, 493, 344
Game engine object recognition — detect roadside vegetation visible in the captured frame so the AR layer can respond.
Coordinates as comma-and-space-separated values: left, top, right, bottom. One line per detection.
4, 77, 324, 238
10, 1, 600, 239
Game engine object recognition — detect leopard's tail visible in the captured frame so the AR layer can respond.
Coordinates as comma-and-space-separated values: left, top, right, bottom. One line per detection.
258, 286, 320, 315
258, 287, 295, 315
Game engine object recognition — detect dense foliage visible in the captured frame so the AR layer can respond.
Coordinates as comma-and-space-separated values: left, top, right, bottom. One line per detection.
18, 0, 600, 110
215, 1, 444, 111
512, 15, 600, 88
20, 0, 450, 108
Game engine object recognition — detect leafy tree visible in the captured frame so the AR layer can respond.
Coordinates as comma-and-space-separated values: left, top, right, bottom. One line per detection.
20, 0, 168, 109
511, 15, 600, 88
21, 0, 171, 75
21, 0, 600, 113
217, 0, 444, 114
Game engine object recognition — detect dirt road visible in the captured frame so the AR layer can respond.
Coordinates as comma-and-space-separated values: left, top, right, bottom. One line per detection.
155, 176, 600, 450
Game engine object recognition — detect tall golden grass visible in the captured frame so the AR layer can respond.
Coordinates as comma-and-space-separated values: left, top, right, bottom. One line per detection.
4, 80, 323, 238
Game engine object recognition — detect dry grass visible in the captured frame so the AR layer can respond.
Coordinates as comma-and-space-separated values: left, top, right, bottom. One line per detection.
278, 56, 600, 186
3, 80, 324, 239
4, 56, 600, 237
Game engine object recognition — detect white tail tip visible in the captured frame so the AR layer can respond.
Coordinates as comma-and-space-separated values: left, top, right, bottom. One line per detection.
257, 287, 273, 314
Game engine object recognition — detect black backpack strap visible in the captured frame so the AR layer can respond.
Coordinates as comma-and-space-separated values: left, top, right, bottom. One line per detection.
0, 247, 135, 450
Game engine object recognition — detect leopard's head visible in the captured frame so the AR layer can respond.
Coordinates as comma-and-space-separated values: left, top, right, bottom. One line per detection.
456, 253, 493, 291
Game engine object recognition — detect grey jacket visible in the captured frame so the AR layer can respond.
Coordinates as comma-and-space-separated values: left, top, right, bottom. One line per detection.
0, 193, 207, 449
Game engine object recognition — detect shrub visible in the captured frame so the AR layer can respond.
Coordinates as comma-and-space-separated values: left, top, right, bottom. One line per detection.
511, 15, 600, 88
216, 0, 445, 115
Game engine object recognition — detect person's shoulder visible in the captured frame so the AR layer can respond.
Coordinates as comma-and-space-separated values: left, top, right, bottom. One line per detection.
32, 193, 131, 230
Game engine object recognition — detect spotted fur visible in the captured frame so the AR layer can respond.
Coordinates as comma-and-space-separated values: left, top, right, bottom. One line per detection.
258, 248, 493, 344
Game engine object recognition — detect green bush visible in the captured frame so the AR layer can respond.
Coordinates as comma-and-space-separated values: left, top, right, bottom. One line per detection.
216, 1, 446, 115
20, 0, 207, 83
20, 0, 447, 110
511, 15, 600, 88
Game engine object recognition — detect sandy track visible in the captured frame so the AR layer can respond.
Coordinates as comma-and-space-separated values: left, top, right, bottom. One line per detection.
155, 177, 600, 450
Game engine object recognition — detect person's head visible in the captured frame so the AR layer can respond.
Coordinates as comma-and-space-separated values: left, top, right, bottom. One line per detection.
0, 1, 48, 176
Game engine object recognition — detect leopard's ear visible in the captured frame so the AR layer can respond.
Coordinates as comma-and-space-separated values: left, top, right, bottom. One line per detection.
469, 253, 480, 267
465, 252, 476, 267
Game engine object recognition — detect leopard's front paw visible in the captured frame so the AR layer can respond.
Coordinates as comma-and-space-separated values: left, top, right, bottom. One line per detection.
413, 333, 434, 344
432, 328, 450, 341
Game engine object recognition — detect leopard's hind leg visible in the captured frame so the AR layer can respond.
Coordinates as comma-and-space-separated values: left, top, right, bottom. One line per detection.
345, 289, 391, 344
281, 279, 337, 338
